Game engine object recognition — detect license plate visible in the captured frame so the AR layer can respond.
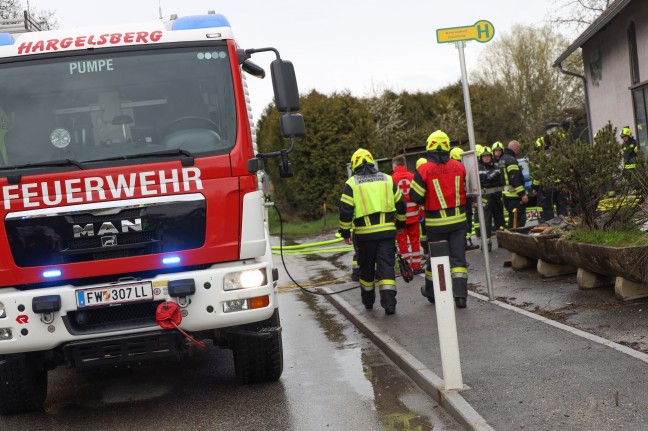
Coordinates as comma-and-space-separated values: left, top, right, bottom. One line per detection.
76, 281, 153, 308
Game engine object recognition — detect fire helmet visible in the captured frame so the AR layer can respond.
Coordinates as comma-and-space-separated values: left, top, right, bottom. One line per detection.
351, 148, 374, 172
426, 130, 450, 151
449, 147, 464, 161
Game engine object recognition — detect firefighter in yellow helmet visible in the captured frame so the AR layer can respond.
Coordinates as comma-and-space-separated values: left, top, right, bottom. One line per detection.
491, 141, 504, 162
410, 131, 469, 309
620, 126, 639, 170
415, 157, 428, 265
339, 148, 407, 314
501, 140, 528, 228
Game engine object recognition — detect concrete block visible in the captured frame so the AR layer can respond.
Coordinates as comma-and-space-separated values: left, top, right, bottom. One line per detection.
614, 277, 648, 301
577, 268, 615, 290
510, 253, 536, 270
536, 259, 576, 278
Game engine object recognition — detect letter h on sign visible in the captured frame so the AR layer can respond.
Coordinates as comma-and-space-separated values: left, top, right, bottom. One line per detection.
477, 23, 490, 39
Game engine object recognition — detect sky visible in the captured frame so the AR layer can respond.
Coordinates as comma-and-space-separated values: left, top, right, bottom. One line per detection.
28, 0, 559, 123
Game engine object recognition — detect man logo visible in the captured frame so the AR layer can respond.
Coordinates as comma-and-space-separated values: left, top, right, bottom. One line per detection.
73, 218, 142, 238
101, 235, 118, 247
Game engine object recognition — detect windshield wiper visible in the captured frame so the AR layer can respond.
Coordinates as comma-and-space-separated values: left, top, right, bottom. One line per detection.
0, 158, 86, 172
85, 149, 195, 166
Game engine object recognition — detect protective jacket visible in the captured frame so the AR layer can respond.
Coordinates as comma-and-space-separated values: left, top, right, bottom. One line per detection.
410, 150, 467, 230
622, 137, 639, 168
500, 148, 526, 199
478, 159, 503, 193
339, 164, 407, 240
391, 165, 420, 224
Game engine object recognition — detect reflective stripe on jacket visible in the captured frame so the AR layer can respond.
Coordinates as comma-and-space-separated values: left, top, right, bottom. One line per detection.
500, 148, 526, 198
410, 156, 467, 229
339, 169, 407, 239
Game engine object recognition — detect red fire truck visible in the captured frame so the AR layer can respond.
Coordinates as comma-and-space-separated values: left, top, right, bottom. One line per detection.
0, 13, 304, 413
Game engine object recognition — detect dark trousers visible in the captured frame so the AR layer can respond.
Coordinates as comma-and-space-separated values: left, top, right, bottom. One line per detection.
357, 237, 397, 309
537, 187, 567, 221
483, 192, 505, 238
424, 223, 468, 299
504, 196, 526, 228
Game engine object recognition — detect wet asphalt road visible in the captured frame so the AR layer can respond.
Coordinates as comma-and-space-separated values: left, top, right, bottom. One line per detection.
0, 288, 461, 431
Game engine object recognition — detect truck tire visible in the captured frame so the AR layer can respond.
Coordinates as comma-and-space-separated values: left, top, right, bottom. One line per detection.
0, 353, 47, 414
232, 309, 283, 384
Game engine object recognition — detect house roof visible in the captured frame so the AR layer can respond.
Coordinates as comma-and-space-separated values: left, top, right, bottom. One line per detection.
553, 0, 632, 67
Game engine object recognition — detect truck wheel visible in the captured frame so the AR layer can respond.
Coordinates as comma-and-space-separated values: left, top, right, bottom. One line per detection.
0, 353, 47, 414
232, 310, 283, 384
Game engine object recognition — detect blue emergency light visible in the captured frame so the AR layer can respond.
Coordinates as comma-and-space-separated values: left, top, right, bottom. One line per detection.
171, 14, 230, 31
162, 256, 181, 265
0, 33, 14, 46
42, 269, 62, 278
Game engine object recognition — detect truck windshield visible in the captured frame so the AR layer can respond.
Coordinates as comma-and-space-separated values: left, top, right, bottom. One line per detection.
0, 46, 236, 167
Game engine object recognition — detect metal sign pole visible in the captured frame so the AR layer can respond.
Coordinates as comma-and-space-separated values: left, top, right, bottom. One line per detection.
456, 41, 494, 301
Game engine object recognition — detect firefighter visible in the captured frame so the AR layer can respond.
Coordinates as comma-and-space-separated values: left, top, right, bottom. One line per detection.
391, 155, 423, 274
491, 143, 508, 232
492, 141, 504, 163
339, 149, 407, 315
500, 140, 528, 228
477, 146, 503, 251
410, 130, 469, 309
416, 157, 429, 267
620, 126, 640, 171
535, 135, 567, 221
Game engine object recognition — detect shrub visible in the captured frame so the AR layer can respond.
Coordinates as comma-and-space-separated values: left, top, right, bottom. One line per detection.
527, 122, 642, 230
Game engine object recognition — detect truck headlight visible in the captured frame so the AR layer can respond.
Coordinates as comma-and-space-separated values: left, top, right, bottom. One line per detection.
224, 269, 266, 291
0, 303, 5, 318
0, 328, 12, 340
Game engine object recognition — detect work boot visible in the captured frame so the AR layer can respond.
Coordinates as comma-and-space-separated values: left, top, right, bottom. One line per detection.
455, 297, 467, 308
420, 285, 435, 303
361, 290, 375, 310
385, 307, 395, 315
466, 238, 479, 251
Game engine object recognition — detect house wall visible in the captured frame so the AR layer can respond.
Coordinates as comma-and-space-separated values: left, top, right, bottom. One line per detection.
582, 1, 648, 138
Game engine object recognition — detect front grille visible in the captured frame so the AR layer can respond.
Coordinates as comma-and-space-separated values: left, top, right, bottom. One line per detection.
63, 331, 181, 367
7, 198, 206, 267
66, 231, 155, 251
64, 300, 163, 335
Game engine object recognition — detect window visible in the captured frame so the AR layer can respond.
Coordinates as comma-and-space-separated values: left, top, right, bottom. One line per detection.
0, 46, 237, 167
628, 21, 640, 85
631, 86, 647, 151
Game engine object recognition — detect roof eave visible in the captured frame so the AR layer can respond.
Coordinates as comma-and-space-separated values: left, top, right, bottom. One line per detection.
553, 0, 632, 67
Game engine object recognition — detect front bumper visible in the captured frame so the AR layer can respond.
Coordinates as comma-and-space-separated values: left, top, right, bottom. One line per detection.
0, 260, 277, 355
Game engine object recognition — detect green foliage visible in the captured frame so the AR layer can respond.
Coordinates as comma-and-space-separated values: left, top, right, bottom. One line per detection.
257, 90, 377, 220
268, 209, 339, 237
527, 123, 639, 230
566, 228, 648, 247
474, 24, 584, 143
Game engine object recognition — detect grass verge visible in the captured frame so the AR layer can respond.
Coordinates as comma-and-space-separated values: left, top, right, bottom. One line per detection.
268, 209, 339, 237
566, 228, 648, 247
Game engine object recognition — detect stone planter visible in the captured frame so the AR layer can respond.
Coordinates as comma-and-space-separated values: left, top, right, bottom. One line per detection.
557, 240, 648, 300
557, 241, 648, 284
496, 227, 570, 268
497, 228, 648, 300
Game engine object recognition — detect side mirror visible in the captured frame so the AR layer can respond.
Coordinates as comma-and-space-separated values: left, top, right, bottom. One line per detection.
271, 59, 300, 112
280, 113, 305, 139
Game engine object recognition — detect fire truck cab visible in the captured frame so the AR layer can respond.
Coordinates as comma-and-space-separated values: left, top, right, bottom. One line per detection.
0, 13, 303, 413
